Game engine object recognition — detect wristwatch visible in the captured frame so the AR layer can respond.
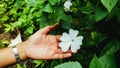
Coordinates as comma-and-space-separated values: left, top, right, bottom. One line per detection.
12, 45, 21, 63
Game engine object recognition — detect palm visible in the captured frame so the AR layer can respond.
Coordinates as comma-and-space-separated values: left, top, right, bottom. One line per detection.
25, 23, 72, 60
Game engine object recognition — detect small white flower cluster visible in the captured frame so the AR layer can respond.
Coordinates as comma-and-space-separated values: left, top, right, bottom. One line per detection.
59, 29, 83, 53
64, 0, 72, 12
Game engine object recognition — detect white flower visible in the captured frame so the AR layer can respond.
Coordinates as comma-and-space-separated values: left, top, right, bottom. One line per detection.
64, 0, 72, 12
59, 29, 83, 53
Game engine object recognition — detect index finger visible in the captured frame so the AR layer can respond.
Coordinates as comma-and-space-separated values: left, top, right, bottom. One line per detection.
40, 23, 59, 34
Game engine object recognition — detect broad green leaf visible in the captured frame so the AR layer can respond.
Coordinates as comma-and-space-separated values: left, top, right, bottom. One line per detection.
48, 7, 64, 25
95, 7, 108, 22
43, 4, 53, 13
54, 61, 82, 68
61, 14, 72, 23
60, 21, 71, 29
101, 0, 118, 12
99, 55, 116, 68
100, 40, 120, 56
39, 15, 47, 28
26, 0, 37, 6
49, 0, 60, 5
90, 55, 103, 68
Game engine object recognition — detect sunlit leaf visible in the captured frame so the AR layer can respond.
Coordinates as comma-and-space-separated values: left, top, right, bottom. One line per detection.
101, 0, 118, 12
33, 60, 43, 67
90, 55, 103, 68
54, 61, 82, 68
49, 0, 60, 5
24, 26, 34, 34
43, 4, 53, 13
99, 55, 116, 68
16, 64, 22, 68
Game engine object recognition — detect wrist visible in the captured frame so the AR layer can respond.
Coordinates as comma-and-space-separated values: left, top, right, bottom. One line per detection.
17, 41, 28, 60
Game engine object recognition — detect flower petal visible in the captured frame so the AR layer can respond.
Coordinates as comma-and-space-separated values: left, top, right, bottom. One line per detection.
64, 0, 72, 8
60, 32, 72, 42
74, 36, 83, 46
71, 42, 80, 52
69, 29, 79, 39
59, 41, 71, 52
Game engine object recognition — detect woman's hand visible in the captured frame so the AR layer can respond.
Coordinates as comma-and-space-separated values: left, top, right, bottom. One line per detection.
25, 23, 72, 60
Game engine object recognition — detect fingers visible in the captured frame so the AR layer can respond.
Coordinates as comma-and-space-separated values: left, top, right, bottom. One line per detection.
52, 53, 72, 59
55, 49, 72, 54
56, 35, 61, 42
55, 49, 63, 54
40, 23, 59, 34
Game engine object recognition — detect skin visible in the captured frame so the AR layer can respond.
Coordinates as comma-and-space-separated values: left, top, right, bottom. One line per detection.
0, 23, 72, 67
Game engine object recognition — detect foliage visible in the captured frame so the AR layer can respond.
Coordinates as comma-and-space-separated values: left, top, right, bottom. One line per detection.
16, 64, 27, 68
0, 0, 120, 68
54, 61, 82, 68
0, 39, 9, 48
33, 60, 46, 68
90, 55, 116, 68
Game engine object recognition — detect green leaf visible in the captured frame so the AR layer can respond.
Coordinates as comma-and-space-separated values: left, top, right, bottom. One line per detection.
100, 40, 120, 56
23, 6, 30, 14
95, 7, 108, 22
11, 21, 22, 28
39, 14, 47, 28
4, 24, 13, 32
99, 55, 116, 68
25, 0, 37, 6
23, 64, 27, 68
33, 60, 43, 67
54, 61, 82, 68
0, 39, 8, 48
34, 10, 43, 17
48, 7, 64, 24
60, 21, 71, 29
61, 14, 72, 23
43, 4, 53, 13
101, 0, 118, 12
24, 26, 34, 34
49, 0, 60, 5
15, 0, 21, 10
90, 55, 103, 68
91, 31, 106, 45
16, 64, 22, 68
80, 1, 93, 14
